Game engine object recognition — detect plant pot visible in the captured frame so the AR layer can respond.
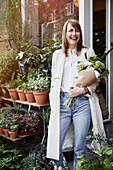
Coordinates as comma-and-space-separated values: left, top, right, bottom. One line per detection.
33, 90, 49, 105
25, 90, 35, 103
0, 127, 4, 134
19, 130, 25, 136
17, 89, 27, 101
9, 130, 18, 139
3, 129, 10, 137
25, 131, 30, 135
38, 127, 42, 133
8, 89, 19, 100
46, 90, 50, 103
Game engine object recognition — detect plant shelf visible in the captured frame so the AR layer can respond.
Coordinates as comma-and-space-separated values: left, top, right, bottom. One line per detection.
0, 132, 41, 142
0, 97, 49, 107
0, 96, 49, 144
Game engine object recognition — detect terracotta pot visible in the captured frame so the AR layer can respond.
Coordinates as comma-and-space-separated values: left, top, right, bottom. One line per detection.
8, 89, 19, 100
25, 90, 35, 103
46, 90, 50, 103
3, 129, 10, 137
17, 89, 27, 101
33, 90, 49, 105
38, 127, 42, 132
9, 130, 18, 139
25, 131, 30, 135
0, 127, 4, 134
19, 130, 25, 136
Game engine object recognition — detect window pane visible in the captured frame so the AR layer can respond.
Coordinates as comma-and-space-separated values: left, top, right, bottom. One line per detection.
39, 0, 79, 45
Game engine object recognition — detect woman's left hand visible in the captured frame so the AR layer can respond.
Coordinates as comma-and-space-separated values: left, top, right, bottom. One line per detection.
68, 86, 88, 97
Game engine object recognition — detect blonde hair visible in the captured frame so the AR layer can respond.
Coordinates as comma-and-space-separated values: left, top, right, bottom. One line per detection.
62, 19, 84, 56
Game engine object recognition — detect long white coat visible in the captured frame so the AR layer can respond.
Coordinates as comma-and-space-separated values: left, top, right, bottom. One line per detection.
47, 48, 106, 160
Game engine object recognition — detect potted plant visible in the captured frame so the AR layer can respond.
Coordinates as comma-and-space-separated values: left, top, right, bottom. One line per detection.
3, 118, 11, 137
0, 116, 5, 134
18, 114, 26, 136
32, 70, 50, 105
23, 81, 35, 103
23, 113, 32, 135
9, 119, 18, 139
24, 112, 42, 134
15, 73, 27, 101
23, 68, 39, 103
5, 80, 19, 100
0, 48, 19, 98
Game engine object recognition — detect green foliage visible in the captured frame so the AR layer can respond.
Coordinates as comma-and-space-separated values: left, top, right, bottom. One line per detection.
39, 39, 62, 70
42, 106, 51, 124
10, 124, 18, 132
0, 144, 21, 169
31, 69, 50, 92
5, 80, 18, 89
20, 68, 39, 91
14, 73, 26, 90
20, 143, 47, 169
0, 115, 5, 127
4, 118, 11, 129
0, 102, 28, 115
16, 39, 61, 73
20, 152, 42, 170
76, 145, 113, 170
0, 48, 19, 84
5, 73, 18, 89
78, 55, 109, 82
5, 0, 22, 49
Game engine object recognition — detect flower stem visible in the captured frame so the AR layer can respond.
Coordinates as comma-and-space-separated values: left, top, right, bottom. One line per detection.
63, 97, 73, 108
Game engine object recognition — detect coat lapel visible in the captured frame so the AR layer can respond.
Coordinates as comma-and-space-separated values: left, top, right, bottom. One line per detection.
56, 51, 65, 79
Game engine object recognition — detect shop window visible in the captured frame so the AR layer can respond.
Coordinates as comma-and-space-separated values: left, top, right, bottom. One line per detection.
66, 3, 74, 16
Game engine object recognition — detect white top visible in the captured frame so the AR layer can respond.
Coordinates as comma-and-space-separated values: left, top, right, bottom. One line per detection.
61, 49, 79, 92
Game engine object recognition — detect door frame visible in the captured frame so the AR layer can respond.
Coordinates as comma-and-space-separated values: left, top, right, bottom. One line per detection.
79, 0, 113, 120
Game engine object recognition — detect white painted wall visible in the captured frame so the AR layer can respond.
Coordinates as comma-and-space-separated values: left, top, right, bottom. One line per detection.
79, 0, 93, 48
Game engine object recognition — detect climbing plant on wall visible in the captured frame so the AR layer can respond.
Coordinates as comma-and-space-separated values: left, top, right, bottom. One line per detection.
3, 0, 22, 50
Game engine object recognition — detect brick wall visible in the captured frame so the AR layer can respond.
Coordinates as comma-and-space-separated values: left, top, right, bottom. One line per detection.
0, 28, 9, 53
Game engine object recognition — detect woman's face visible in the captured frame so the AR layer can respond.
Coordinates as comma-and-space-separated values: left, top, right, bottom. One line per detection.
66, 23, 80, 49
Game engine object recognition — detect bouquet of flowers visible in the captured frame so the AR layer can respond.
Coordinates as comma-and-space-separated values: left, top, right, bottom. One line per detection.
63, 55, 109, 108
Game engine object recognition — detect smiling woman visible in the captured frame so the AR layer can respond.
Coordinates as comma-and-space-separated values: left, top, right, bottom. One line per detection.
66, 23, 80, 50
47, 19, 106, 170
62, 19, 84, 57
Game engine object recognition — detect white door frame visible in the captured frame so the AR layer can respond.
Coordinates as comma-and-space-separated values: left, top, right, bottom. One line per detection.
79, 0, 113, 119
106, 0, 113, 119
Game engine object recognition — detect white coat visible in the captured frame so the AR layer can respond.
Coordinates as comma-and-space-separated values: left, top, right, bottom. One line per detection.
47, 48, 106, 160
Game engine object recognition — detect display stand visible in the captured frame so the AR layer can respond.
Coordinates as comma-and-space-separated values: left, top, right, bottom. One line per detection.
0, 97, 49, 144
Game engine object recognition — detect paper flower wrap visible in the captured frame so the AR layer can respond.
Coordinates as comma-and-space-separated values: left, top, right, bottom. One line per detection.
63, 55, 109, 108
72, 68, 97, 88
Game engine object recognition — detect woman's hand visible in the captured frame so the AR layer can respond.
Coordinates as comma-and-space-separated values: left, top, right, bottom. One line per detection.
68, 86, 88, 97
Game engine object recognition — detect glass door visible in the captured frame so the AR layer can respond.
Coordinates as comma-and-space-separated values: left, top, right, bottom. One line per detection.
93, 0, 109, 118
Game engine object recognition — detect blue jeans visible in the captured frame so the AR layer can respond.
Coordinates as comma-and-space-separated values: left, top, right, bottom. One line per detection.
53, 91, 91, 170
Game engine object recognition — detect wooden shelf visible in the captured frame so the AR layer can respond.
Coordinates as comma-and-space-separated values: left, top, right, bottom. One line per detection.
0, 96, 48, 144
0, 97, 49, 108
0, 132, 41, 142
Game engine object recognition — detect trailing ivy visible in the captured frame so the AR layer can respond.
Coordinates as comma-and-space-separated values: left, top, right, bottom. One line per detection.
87, 134, 113, 146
